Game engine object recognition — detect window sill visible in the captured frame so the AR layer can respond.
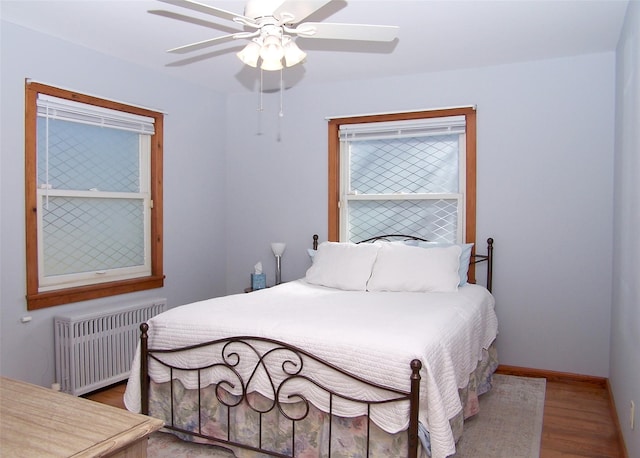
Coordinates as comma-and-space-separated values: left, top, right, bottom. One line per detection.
26, 275, 165, 310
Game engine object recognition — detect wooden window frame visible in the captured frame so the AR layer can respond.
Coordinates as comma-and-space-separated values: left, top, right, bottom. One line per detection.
24, 81, 164, 310
327, 107, 479, 281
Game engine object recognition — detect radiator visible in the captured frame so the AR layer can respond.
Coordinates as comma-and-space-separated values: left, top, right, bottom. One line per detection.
54, 298, 167, 396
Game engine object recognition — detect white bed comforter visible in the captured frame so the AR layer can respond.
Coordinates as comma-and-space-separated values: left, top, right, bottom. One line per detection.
124, 280, 497, 458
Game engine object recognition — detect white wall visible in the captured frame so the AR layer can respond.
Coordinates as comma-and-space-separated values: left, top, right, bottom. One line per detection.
225, 53, 616, 378
612, 1, 640, 455
0, 21, 228, 386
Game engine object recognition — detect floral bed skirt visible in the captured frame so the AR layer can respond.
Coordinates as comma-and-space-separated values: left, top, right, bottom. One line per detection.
148, 344, 498, 458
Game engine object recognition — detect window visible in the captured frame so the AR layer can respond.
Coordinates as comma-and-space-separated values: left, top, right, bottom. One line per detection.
327, 107, 478, 274
25, 82, 164, 310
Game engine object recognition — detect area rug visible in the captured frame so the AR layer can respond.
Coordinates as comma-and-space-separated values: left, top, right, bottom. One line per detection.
147, 374, 546, 458
453, 374, 546, 457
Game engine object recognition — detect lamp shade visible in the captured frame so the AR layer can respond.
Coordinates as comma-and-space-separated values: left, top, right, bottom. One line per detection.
283, 37, 306, 67
237, 41, 261, 67
237, 32, 305, 71
261, 57, 284, 71
271, 242, 286, 257
260, 35, 284, 61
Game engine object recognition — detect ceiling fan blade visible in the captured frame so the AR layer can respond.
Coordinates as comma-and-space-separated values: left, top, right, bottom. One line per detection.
158, 0, 254, 24
273, 0, 333, 24
294, 22, 399, 42
167, 33, 240, 54
149, 10, 241, 34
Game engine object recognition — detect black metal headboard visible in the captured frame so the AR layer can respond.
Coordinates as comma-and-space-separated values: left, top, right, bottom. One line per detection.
357, 234, 429, 244
311, 234, 494, 292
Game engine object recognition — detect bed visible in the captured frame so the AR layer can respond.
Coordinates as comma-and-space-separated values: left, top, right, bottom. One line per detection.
124, 235, 498, 458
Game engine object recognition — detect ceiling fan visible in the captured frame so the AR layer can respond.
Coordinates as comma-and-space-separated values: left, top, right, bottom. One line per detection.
156, 0, 399, 71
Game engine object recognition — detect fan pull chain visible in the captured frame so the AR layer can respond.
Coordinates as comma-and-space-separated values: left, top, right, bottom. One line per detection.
255, 69, 263, 136
258, 68, 264, 112
279, 68, 284, 118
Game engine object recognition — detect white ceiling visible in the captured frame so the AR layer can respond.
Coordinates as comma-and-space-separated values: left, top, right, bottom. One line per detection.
0, 0, 630, 94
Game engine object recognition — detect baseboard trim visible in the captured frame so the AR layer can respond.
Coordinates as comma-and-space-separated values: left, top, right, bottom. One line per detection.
495, 364, 608, 388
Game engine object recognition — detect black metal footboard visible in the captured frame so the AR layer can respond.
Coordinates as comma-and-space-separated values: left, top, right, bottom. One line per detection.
140, 324, 422, 457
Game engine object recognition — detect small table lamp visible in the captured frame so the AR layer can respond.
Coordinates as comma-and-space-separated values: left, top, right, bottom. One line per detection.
271, 242, 286, 285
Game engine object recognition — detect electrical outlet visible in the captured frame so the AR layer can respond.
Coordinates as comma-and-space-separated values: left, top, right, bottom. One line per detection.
631, 401, 635, 430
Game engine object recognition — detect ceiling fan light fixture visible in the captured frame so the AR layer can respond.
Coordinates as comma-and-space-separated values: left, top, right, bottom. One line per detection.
237, 40, 261, 67
282, 36, 306, 67
260, 56, 284, 71
160, 0, 400, 78
259, 34, 285, 62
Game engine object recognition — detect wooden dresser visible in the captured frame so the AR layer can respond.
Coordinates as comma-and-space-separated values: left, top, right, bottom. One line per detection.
0, 377, 163, 457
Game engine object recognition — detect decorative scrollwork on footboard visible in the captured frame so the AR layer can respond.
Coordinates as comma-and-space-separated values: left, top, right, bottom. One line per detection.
140, 324, 422, 457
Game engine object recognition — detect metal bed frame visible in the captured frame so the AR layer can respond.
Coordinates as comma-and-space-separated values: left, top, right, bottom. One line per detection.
139, 235, 494, 457
141, 333, 423, 457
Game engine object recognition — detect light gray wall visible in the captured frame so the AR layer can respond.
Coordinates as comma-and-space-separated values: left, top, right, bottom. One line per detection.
612, 1, 640, 455
0, 21, 228, 386
225, 52, 616, 378
0, 11, 623, 398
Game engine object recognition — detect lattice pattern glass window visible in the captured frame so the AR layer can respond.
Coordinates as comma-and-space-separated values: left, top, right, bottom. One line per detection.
339, 117, 466, 243
36, 96, 154, 291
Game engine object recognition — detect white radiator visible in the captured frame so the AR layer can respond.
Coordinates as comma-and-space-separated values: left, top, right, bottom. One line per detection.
54, 298, 167, 396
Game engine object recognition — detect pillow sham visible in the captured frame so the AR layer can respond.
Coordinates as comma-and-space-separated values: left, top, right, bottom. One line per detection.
367, 243, 462, 292
417, 242, 474, 286
305, 242, 380, 291
307, 248, 317, 261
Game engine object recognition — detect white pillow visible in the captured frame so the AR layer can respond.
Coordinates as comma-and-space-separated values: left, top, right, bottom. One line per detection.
417, 242, 474, 286
305, 242, 380, 291
367, 243, 462, 292
307, 248, 317, 261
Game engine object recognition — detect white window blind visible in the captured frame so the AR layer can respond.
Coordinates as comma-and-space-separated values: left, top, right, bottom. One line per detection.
35, 94, 152, 292
339, 115, 467, 243
37, 94, 155, 135
339, 116, 465, 141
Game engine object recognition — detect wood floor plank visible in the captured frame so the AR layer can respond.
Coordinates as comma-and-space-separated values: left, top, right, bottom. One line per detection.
85, 382, 127, 409
541, 380, 624, 457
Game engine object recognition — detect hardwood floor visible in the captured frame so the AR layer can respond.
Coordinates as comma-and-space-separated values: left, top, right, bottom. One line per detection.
496, 366, 626, 458
86, 371, 626, 457
541, 379, 623, 457
85, 381, 126, 410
